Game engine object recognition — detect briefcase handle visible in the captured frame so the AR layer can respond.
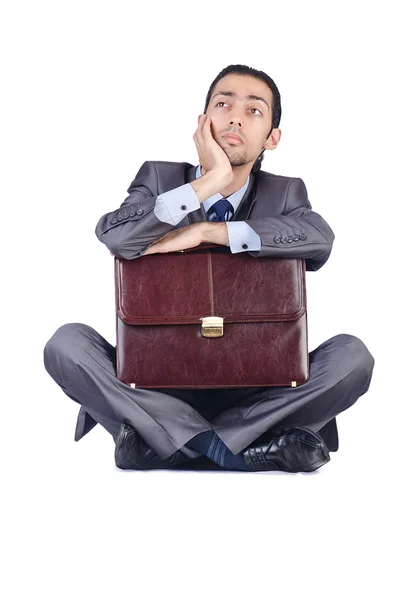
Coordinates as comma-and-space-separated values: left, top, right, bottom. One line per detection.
172, 242, 230, 255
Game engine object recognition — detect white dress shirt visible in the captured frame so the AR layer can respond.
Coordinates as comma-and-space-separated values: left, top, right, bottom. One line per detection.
153, 164, 261, 254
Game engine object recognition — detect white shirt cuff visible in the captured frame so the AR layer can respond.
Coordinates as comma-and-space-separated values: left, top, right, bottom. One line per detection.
154, 183, 200, 225
226, 221, 262, 253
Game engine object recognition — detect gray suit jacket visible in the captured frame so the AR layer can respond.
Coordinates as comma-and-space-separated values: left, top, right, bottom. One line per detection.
95, 160, 334, 271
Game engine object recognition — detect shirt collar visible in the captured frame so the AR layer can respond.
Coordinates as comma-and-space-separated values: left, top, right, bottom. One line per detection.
195, 164, 250, 214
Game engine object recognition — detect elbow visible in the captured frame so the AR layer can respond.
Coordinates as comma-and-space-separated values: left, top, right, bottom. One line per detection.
321, 219, 335, 247
106, 241, 143, 260
306, 221, 335, 270
306, 244, 333, 271
94, 233, 132, 261
94, 222, 142, 260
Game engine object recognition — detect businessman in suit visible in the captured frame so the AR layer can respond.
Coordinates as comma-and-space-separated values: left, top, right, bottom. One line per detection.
43, 64, 375, 472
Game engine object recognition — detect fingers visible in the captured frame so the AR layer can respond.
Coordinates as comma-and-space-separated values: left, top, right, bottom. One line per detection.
201, 114, 211, 138
198, 113, 206, 131
193, 116, 201, 145
203, 114, 212, 140
194, 114, 208, 142
193, 114, 214, 170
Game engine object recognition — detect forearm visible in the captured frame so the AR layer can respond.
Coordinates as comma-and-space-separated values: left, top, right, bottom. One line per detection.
153, 169, 228, 226
201, 222, 229, 245
190, 171, 226, 203
95, 207, 177, 259
245, 210, 335, 270
95, 164, 225, 259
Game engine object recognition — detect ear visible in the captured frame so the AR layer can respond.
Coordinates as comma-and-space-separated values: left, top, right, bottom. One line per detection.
263, 128, 282, 151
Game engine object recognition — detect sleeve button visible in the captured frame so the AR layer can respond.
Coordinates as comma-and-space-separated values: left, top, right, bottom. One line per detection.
136, 209, 144, 215
293, 235, 299, 241
129, 210, 136, 217
110, 218, 118, 224
299, 233, 307, 240
273, 236, 281, 243
287, 236, 293, 243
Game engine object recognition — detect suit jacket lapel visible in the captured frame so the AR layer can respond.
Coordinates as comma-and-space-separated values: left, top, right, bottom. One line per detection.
185, 164, 257, 224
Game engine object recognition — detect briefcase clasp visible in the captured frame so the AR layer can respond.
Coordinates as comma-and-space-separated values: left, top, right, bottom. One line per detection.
200, 316, 224, 338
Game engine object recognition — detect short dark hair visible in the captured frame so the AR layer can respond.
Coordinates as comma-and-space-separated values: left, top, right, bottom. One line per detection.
203, 64, 282, 173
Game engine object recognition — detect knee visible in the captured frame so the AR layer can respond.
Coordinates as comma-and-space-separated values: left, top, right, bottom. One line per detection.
43, 322, 92, 373
333, 333, 375, 378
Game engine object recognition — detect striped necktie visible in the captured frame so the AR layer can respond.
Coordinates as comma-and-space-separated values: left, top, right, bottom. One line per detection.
207, 197, 234, 222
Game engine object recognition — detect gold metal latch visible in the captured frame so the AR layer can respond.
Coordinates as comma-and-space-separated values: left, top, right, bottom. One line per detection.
200, 316, 224, 338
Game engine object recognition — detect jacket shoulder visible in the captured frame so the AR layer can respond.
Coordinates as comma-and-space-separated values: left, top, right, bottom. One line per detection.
255, 168, 303, 193
254, 169, 310, 211
142, 160, 194, 174
148, 160, 194, 168
127, 160, 194, 195
255, 168, 301, 185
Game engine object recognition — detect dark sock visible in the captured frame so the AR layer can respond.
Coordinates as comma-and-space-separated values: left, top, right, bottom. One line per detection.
186, 430, 249, 471
217, 441, 250, 471
185, 430, 216, 456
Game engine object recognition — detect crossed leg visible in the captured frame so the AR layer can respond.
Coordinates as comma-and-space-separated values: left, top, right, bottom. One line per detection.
43, 323, 219, 459
43, 324, 375, 463
210, 333, 375, 455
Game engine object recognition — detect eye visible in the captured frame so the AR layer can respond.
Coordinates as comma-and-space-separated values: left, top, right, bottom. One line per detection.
215, 101, 262, 115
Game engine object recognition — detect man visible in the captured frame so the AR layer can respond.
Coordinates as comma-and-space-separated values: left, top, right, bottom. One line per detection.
43, 64, 375, 473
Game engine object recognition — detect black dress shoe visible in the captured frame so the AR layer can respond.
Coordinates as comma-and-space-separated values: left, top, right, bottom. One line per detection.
242, 426, 330, 473
115, 423, 194, 470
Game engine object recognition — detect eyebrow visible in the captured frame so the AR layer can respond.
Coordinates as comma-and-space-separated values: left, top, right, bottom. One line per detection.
212, 91, 270, 110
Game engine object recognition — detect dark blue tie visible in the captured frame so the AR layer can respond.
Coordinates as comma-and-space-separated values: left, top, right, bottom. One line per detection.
208, 197, 234, 222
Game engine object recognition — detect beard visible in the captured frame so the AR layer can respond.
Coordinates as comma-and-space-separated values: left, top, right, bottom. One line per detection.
222, 144, 249, 167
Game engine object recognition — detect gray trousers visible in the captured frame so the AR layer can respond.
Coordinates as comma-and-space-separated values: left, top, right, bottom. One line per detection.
43, 323, 375, 460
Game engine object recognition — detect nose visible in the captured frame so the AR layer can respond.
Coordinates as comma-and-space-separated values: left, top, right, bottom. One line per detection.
229, 109, 243, 128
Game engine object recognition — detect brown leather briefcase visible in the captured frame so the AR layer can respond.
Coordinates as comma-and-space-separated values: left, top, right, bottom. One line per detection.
114, 244, 309, 389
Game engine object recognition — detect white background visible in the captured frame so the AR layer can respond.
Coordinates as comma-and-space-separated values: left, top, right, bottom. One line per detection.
1, 1, 396, 598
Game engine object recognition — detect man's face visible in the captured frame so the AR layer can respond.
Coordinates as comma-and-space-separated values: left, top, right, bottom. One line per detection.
205, 73, 281, 168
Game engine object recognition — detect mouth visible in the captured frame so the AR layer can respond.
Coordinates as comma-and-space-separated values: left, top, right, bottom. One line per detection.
223, 133, 243, 144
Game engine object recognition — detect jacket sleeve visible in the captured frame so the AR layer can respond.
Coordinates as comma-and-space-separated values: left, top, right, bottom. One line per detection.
94, 161, 179, 260
246, 177, 335, 271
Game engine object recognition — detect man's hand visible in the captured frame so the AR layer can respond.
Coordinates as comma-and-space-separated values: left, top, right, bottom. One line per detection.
193, 114, 233, 186
141, 222, 205, 255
